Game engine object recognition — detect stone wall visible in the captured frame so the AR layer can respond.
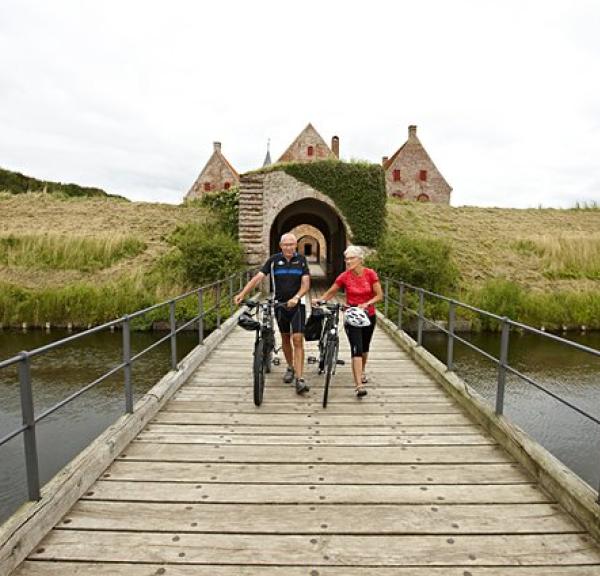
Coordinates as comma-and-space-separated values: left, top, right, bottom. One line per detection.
239, 171, 350, 270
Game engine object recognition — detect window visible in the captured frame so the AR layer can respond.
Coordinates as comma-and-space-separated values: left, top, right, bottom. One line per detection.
307, 145, 314, 157
393, 169, 401, 182
203, 182, 211, 192
224, 182, 231, 190
417, 193, 430, 202
419, 170, 427, 181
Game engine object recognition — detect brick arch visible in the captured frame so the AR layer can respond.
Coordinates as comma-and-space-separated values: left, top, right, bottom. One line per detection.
417, 193, 430, 202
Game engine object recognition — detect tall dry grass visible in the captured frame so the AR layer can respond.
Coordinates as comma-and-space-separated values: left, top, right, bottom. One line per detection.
0, 233, 145, 272
514, 234, 600, 280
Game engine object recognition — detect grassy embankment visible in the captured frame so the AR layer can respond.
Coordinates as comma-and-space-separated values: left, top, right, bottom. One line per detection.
384, 200, 600, 330
2, 188, 600, 331
0, 192, 237, 328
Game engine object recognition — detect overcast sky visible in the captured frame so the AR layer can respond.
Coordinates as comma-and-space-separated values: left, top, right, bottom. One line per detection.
1, 0, 599, 207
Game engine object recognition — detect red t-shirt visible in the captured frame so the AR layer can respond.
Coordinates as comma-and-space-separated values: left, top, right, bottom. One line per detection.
334, 267, 380, 316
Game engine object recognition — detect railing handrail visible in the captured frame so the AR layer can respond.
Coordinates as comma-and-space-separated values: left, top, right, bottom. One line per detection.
381, 275, 600, 500
0, 268, 255, 504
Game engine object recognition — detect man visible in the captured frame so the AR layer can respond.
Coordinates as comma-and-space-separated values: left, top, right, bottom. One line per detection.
234, 233, 311, 394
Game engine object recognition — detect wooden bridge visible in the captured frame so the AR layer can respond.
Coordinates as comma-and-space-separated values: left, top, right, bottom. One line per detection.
6, 308, 600, 575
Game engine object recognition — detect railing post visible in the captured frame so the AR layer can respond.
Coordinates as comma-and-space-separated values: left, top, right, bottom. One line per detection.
122, 315, 133, 413
239, 270, 244, 291
446, 300, 456, 371
417, 289, 424, 346
169, 300, 178, 370
398, 282, 404, 331
216, 283, 222, 330
198, 288, 204, 345
383, 278, 389, 317
228, 274, 234, 317
18, 352, 41, 501
495, 318, 510, 415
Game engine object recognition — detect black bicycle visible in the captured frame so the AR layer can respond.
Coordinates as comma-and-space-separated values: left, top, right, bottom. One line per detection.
308, 301, 346, 408
238, 298, 281, 406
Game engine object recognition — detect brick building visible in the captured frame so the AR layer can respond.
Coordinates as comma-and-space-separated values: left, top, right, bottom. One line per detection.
277, 123, 339, 163
185, 142, 239, 200
185, 124, 450, 204
382, 125, 451, 203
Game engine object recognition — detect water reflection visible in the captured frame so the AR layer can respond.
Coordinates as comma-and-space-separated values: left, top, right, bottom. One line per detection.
0, 328, 198, 523
420, 330, 600, 491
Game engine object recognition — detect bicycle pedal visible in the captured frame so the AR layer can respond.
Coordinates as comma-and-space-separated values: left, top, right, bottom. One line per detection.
272, 357, 280, 366
307, 356, 317, 364
336, 359, 345, 365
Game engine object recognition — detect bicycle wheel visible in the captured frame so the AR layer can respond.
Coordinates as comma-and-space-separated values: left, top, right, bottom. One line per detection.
322, 338, 337, 408
253, 338, 265, 406
264, 332, 274, 374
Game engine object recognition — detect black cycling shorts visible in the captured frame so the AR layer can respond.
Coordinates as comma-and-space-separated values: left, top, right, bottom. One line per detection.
344, 314, 376, 357
276, 304, 306, 335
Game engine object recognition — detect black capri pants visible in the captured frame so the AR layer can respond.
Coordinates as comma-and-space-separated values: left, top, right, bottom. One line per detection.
344, 314, 376, 358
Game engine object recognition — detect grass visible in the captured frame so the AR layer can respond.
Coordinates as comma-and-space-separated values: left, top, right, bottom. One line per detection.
387, 199, 600, 292
0, 233, 145, 272
512, 234, 600, 280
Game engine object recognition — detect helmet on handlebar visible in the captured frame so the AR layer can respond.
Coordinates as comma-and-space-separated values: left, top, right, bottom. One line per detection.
238, 312, 260, 331
344, 307, 371, 328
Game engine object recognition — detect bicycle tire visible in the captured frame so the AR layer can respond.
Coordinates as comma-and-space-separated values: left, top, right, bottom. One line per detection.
253, 338, 265, 406
322, 338, 336, 408
264, 333, 274, 374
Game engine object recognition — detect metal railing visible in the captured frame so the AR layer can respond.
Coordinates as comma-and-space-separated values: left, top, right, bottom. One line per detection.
382, 276, 600, 499
0, 270, 253, 503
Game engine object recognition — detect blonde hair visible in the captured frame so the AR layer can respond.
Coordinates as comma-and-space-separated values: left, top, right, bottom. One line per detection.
344, 245, 364, 260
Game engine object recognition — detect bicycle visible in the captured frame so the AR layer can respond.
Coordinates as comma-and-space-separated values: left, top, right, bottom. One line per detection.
308, 301, 346, 408
239, 298, 281, 406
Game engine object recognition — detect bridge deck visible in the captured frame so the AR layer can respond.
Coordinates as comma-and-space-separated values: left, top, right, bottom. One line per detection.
15, 322, 600, 574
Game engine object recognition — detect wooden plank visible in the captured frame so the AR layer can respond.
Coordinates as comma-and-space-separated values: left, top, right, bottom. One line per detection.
105, 461, 532, 484
30, 531, 600, 565
152, 412, 476, 426
175, 386, 446, 397
144, 424, 484, 436
162, 401, 461, 414
83, 480, 549, 504
133, 432, 495, 446
18, 563, 600, 576
64, 501, 579, 534
120, 442, 510, 464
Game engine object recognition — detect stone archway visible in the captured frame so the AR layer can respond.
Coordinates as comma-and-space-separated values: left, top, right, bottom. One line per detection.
238, 171, 351, 282
269, 199, 346, 280
295, 226, 326, 264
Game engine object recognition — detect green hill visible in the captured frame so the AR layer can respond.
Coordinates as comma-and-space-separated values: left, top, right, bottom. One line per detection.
0, 166, 124, 199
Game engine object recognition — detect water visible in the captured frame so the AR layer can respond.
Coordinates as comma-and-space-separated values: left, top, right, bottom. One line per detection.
420, 330, 600, 491
0, 328, 198, 523
1, 327, 600, 524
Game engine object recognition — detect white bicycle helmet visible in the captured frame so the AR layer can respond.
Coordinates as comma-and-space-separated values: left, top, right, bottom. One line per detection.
344, 307, 371, 328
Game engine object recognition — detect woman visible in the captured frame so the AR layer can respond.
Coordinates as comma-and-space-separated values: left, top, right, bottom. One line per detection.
313, 245, 383, 397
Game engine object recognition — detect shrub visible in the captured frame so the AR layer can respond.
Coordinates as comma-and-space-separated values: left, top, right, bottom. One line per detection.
195, 188, 240, 237
367, 233, 459, 294
168, 223, 244, 285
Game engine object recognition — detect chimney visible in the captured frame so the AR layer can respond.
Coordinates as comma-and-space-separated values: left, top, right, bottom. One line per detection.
213, 141, 222, 152
382, 156, 389, 166
408, 125, 417, 138
331, 135, 339, 158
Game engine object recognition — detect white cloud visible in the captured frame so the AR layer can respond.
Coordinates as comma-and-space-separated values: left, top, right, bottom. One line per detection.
0, 0, 599, 206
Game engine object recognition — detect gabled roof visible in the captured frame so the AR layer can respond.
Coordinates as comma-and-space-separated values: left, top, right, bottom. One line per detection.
276, 123, 334, 163
192, 147, 239, 184
382, 142, 407, 171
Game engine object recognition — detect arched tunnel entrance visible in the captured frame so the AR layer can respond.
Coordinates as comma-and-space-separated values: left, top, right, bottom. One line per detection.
269, 198, 348, 283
